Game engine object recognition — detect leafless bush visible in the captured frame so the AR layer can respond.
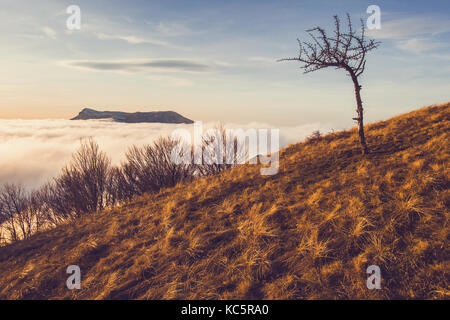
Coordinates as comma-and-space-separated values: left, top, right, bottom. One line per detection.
197, 124, 249, 176
306, 130, 322, 143
0, 183, 41, 241
120, 137, 195, 197
0, 132, 248, 243
0, 197, 5, 225
51, 138, 112, 217
32, 183, 67, 227
0, 184, 27, 241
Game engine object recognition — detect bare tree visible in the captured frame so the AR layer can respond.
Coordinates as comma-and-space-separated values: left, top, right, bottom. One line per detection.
104, 166, 123, 206
0, 184, 27, 241
16, 195, 34, 240
52, 138, 112, 217
306, 130, 322, 144
26, 189, 48, 234
0, 191, 6, 243
197, 124, 249, 176
35, 182, 71, 226
279, 14, 380, 154
111, 165, 137, 203
0, 197, 5, 225
0, 183, 53, 241
121, 137, 195, 196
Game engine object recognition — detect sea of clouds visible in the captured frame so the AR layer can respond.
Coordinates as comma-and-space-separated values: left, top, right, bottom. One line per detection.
0, 119, 335, 189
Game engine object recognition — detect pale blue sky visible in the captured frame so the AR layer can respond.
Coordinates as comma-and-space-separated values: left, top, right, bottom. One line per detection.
0, 0, 449, 126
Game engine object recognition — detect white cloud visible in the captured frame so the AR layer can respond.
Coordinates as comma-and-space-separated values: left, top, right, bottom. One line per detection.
396, 38, 448, 54
42, 26, 56, 39
0, 120, 334, 189
96, 33, 157, 44
156, 22, 194, 36
61, 59, 212, 74
248, 56, 277, 64
367, 16, 450, 39
146, 75, 195, 87
94, 32, 185, 49
366, 15, 450, 55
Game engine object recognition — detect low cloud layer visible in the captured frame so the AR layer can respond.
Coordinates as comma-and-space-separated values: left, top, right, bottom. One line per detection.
64, 59, 212, 73
0, 119, 335, 189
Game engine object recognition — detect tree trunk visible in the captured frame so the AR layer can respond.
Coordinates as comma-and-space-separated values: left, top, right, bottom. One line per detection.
350, 72, 369, 155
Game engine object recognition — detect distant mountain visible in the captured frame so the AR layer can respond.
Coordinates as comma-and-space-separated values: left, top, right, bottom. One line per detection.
71, 108, 194, 124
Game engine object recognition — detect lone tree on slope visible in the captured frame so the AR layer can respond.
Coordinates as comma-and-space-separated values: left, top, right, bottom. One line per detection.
279, 14, 380, 154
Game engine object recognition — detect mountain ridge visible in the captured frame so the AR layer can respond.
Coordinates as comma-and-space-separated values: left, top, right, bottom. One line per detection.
71, 108, 194, 124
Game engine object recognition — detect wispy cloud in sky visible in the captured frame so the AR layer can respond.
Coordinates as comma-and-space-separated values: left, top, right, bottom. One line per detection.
368, 15, 450, 54
154, 22, 197, 37
94, 32, 186, 49
368, 16, 450, 39
397, 38, 448, 54
42, 26, 57, 39
62, 59, 213, 73
146, 75, 195, 87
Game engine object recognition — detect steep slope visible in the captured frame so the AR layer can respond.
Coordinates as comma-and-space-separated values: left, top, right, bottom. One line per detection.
0, 103, 448, 300
71, 108, 194, 124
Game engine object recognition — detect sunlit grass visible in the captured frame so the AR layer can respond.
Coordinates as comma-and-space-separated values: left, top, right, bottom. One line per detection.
0, 102, 448, 299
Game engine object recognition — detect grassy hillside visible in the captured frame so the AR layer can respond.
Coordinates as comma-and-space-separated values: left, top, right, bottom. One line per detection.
0, 103, 448, 300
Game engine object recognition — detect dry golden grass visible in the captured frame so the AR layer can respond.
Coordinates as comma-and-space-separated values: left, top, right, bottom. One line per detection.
0, 102, 448, 300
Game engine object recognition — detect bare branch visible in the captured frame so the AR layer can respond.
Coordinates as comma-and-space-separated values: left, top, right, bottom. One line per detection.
279, 13, 380, 79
